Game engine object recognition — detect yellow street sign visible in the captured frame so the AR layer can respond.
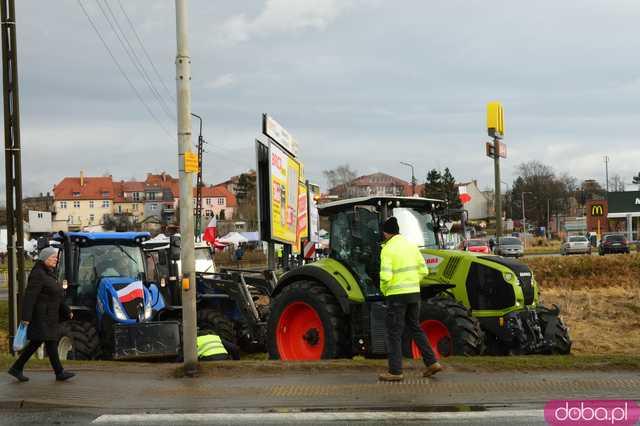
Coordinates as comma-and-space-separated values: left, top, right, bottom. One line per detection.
487, 101, 505, 139
184, 151, 199, 173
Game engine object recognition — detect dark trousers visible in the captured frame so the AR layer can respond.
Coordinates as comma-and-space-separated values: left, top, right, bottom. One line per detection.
386, 299, 437, 375
11, 340, 64, 376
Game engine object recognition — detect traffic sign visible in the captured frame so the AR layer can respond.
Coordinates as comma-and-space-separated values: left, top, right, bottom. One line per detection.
184, 151, 199, 173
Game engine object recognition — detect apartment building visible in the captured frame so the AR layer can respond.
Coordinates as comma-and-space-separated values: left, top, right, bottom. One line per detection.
195, 185, 237, 220
113, 181, 145, 221
52, 173, 114, 232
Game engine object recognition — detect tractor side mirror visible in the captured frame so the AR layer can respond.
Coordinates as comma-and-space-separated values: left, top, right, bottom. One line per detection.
169, 235, 181, 261
37, 236, 50, 250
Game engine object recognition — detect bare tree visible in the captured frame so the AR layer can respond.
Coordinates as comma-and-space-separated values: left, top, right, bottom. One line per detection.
608, 174, 625, 192
323, 164, 358, 191
510, 161, 575, 227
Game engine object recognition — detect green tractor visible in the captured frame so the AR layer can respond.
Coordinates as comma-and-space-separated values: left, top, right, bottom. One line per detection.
266, 196, 571, 360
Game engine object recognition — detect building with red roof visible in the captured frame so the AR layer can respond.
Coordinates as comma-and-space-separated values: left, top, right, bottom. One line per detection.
52, 171, 241, 231
52, 172, 116, 231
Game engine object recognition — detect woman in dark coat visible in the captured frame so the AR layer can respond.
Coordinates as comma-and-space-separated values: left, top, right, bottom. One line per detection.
7, 247, 75, 382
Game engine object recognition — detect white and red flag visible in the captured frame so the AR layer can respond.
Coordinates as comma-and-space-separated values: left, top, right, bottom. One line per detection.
203, 216, 217, 245
117, 280, 144, 304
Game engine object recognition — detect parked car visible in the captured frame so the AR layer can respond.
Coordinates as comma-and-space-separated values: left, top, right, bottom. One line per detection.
561, 236, 591, 255
494, 236, 524, 258
598, 234, 630, 255
462, 239, 491, 254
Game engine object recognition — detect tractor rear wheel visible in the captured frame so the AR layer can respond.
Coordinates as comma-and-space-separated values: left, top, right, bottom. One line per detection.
197, 308, 235, 343
267, 280, 349, 360
58, 320, 101, 360
404, 297, 484, 359
537, 304, 572, 354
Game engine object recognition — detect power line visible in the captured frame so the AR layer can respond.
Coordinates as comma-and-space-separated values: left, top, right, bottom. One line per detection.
116, 0, 176, 104
76, 0, 174, 142
95, 0, 175, 124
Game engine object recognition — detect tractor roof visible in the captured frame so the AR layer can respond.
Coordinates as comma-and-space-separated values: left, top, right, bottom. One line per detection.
318, 196, 444, 214
54, 232, 151, 242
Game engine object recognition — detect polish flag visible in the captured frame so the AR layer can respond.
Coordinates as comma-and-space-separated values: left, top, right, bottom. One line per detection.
117, 280, 144, 304
203, 216, 217, 245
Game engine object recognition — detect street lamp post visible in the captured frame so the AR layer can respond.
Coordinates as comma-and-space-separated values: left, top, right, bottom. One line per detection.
400, 161, 416, 196
521, 191, 532, 249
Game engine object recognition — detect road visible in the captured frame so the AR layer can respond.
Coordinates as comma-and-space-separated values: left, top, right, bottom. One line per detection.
1, 363, 638, 425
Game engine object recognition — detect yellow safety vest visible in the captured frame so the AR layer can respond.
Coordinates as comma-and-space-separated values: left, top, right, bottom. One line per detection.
196, 334, 228, 358
379, 234, 428, 297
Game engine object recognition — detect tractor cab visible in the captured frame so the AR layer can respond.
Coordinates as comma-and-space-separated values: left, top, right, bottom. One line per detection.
49, 232, 179, 360
54, 232, 163, 318
319, 196, 444, 298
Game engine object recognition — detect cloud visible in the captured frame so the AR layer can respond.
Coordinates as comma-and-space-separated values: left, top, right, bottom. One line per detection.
205, 74, 236, 89
217, 0, 351, 44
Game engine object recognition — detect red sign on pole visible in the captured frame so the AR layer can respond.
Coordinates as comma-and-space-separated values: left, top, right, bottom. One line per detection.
485, 141, 507, 159
303, 240, 316, 259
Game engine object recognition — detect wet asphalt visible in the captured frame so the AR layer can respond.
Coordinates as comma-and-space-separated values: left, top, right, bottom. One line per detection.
1, 364, 638, 425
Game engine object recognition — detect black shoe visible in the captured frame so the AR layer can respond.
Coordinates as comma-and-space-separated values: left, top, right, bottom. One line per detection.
8, 367, 29, 382
55, 371, 75, 381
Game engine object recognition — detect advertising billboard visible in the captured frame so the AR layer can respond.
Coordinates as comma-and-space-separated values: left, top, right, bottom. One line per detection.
295, 181, 308, 253
269, 141, 301, 244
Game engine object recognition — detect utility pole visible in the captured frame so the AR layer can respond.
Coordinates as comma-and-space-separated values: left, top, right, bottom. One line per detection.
400, 161, 416, 196
175, 0, 197, 376
547, 198, 550, 239
191, 113, 204, 241
604, 156, 609, 194
1, 0, 26, 352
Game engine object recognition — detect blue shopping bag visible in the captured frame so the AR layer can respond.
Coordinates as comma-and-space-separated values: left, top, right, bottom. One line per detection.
12, 322, 28, 352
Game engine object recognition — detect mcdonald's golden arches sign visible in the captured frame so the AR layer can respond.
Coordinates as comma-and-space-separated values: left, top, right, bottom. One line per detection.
591, 204, 604, 216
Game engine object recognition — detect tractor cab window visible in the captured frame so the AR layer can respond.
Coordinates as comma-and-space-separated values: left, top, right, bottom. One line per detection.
392, 207, 438, 249
330, 207, 382, 297
76, 244, 146, 301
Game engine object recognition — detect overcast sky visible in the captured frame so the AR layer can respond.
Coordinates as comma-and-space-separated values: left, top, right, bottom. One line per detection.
3, 0, 640, 199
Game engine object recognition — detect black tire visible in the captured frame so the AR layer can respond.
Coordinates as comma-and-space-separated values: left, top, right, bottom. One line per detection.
537, 304, 572, 354
267, 280, 349, 360
197, 308, 235, 343
58, 320, 101, 360
402, 297, 484, 357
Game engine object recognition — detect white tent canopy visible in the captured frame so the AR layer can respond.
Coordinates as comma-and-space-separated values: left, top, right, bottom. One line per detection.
218, 232, 249, 245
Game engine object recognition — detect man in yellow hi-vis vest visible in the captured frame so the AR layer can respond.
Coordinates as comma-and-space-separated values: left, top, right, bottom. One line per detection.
197, 334, 240, 361
378, 217, 443, 382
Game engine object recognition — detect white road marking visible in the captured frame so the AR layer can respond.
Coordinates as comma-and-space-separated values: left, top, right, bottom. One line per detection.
93, 409, 544, 424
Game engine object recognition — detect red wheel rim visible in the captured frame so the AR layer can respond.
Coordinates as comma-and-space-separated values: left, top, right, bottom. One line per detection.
276, 301, 325, 360
411, 319, 452, 360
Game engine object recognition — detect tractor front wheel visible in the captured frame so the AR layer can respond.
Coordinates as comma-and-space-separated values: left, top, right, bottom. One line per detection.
404, 297, 484, 359
537, 304, 572, 354
267, 280, 349, 360
197, 308, 235, 343
58, 320, 101, 360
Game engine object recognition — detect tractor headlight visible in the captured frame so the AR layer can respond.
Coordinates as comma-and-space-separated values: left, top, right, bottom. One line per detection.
112, 297, 128, 321
503, 272, 514, 282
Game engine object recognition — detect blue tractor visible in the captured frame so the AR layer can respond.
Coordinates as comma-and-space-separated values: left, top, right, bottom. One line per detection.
49, 232, 180, 360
